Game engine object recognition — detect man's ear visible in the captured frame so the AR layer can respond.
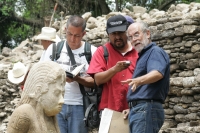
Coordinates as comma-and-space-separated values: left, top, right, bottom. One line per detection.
146, 30, 151, 39
82, 31, 86, 37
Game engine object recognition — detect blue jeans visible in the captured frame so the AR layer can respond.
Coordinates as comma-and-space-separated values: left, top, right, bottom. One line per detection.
57, 104, 88, 133
129, 101, 164, 133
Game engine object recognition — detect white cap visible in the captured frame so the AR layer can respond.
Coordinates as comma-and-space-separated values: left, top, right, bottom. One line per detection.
8, 62, 30, 84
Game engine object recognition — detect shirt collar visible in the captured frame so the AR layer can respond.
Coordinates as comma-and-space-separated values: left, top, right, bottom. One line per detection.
138, 42, 156, 57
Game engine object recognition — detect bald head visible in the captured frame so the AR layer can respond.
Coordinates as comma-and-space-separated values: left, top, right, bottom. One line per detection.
127, 22, 149, 35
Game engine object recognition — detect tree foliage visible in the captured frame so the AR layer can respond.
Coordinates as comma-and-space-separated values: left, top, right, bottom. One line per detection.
0, 0, 199, 49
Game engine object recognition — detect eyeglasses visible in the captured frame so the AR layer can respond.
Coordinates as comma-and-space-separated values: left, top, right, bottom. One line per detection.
127, 32, 142, 41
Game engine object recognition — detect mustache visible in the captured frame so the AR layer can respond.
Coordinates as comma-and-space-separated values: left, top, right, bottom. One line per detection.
115, 39, 123, 41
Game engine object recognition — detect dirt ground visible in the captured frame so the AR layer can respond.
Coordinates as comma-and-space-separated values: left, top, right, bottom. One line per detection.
89, 129, 98, 133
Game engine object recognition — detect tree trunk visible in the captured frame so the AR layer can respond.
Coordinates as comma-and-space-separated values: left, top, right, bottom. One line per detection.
55, 0, 68, 14
159, 0, 177, 10
97, 0, 111, 15
10, 13, 44, 28
119, 0, 122, 11
115, 0, 119, 11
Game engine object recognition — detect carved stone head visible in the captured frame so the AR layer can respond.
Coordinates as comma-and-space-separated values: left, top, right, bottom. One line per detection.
7, 61, 66, 133
18, 61, 66, 116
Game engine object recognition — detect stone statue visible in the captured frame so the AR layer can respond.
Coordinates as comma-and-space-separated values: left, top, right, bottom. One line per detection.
7, 61, 66, 133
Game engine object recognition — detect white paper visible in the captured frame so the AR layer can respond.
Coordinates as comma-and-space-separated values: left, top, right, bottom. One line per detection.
71, 63, 85, 76
98, 108, 113, 133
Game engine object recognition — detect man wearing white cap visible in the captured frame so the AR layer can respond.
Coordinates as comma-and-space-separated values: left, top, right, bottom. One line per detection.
36, 27, 61, 61
8, 62, 30, 90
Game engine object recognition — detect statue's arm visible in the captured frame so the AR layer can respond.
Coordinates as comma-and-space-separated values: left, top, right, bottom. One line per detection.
7, 105, 31, 133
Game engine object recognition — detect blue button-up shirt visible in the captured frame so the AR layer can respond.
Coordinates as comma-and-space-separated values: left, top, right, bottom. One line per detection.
127, 42, 170, 103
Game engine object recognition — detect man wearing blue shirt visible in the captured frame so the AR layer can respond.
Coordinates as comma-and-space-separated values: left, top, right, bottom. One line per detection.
122, 22, 170, 133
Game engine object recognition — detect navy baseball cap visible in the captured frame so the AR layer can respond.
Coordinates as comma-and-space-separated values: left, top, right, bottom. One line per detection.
106, 15, 128, 34
124, 15, 134, 26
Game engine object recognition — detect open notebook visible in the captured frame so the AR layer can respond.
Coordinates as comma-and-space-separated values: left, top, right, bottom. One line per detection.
65, 64, 85, 78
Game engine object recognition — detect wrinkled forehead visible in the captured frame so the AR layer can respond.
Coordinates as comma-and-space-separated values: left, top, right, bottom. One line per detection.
127, 24, 141, 35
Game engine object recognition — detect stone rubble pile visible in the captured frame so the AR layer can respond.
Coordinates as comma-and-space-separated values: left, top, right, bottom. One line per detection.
1, 2, 200, 133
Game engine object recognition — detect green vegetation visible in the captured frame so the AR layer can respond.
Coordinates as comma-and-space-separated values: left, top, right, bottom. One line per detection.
0, 0, 199, 49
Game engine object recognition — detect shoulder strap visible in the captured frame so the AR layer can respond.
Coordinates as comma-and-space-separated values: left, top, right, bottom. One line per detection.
102, 45, 109, 62
66, 42, 76, 67
65, 43, 85, 91
66, 42, 87, 111
51, 43, 57, 61
56, 40, 65, 60
84, 43, 108, 64
51, 40, 65, 61
84, 42, 92, 64
92, 45, 108, 99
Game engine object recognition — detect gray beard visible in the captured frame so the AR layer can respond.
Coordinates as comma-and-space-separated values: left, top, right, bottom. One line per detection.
135, 33, 149, 53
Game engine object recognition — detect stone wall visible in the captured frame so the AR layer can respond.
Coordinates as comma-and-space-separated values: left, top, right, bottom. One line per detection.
1, 2, 200, 133
148, 4, 200, 132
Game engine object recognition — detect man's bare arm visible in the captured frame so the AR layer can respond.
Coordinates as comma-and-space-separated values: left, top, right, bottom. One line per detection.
95, 61, 130, 86
121, 70, 163, 92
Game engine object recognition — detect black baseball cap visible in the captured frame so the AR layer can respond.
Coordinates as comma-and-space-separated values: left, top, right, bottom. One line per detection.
106, 15, 128, 34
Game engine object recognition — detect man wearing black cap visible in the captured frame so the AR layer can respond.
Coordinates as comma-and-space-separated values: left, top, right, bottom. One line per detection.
87, 15, 138, 115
